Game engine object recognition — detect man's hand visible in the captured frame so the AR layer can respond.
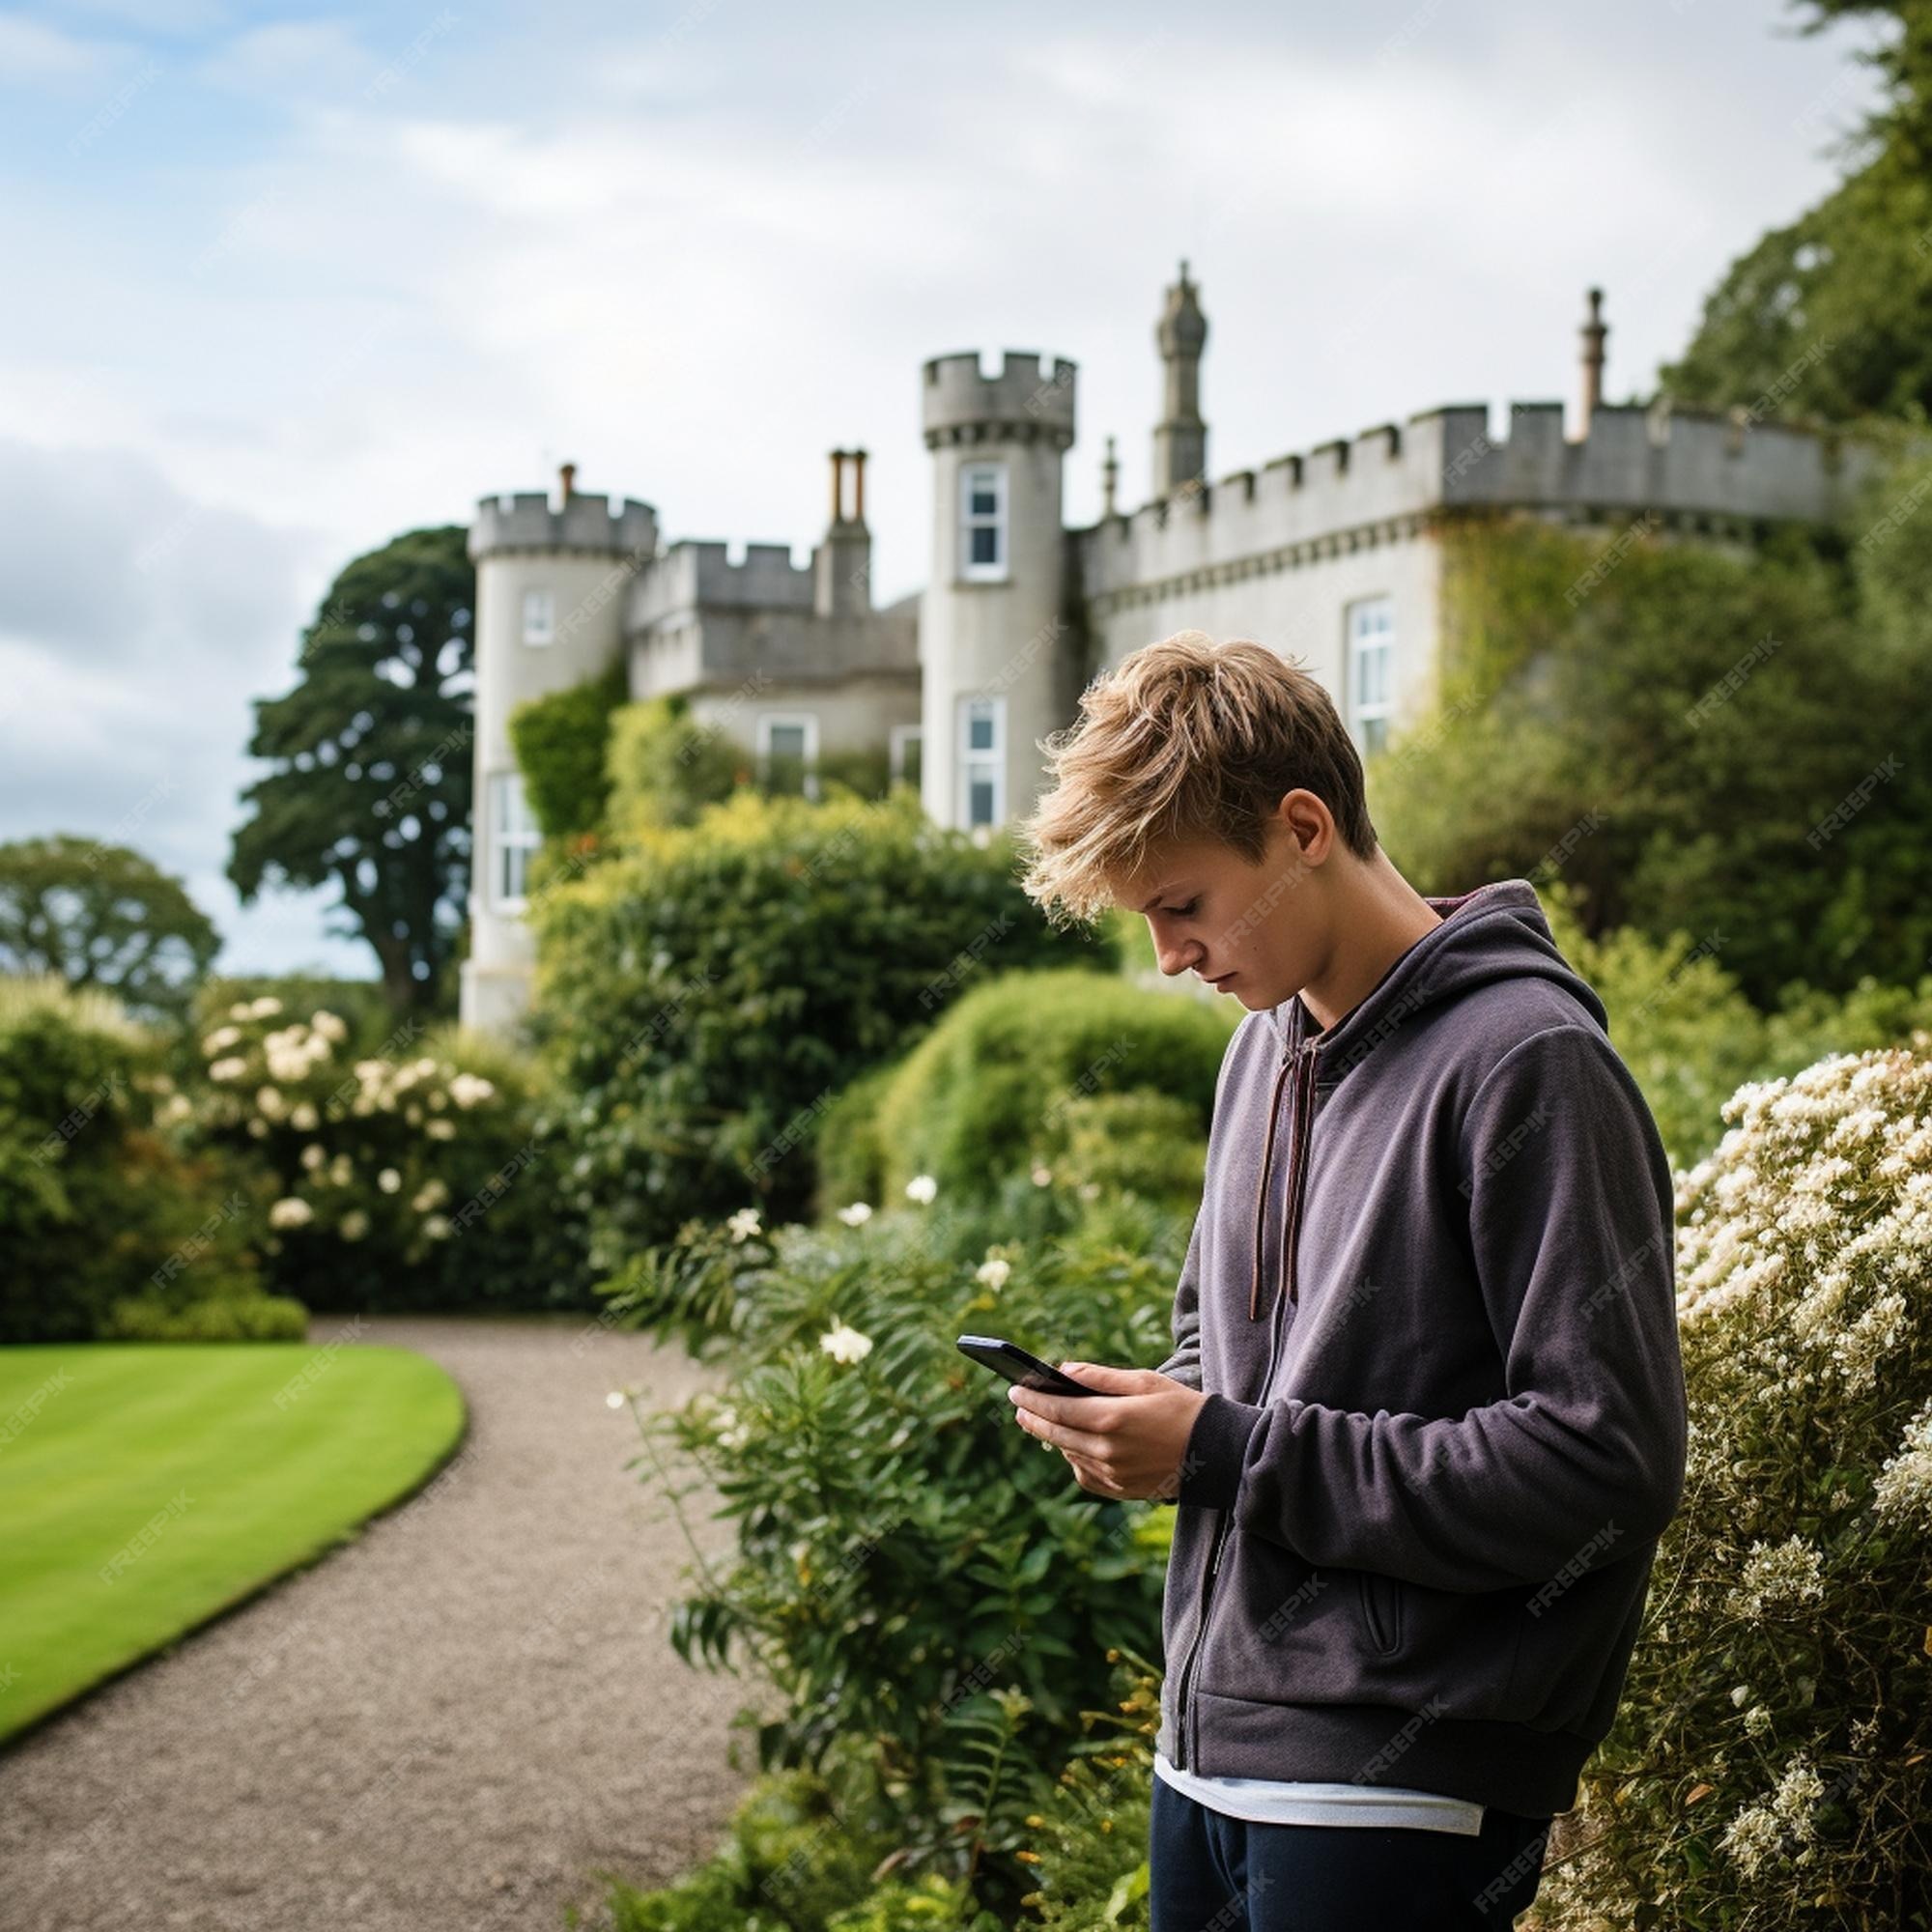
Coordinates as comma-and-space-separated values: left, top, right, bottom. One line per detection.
1008, 1362, 1210, 1502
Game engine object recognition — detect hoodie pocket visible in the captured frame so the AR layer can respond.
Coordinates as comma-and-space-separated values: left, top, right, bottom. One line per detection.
1355, 1571, 1404, 1656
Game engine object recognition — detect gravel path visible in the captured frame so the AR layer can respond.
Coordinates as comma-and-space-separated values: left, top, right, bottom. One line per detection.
0, 1313, 784, 1931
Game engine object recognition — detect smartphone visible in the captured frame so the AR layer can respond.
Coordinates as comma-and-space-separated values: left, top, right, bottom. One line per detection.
956, 1335, 1103, 1398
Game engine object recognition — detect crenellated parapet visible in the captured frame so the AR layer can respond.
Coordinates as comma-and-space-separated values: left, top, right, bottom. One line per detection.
922, 351, 1076, 451
1076, 398, 1889, 605
627, 537, 817, 632
469, 490, 659, 561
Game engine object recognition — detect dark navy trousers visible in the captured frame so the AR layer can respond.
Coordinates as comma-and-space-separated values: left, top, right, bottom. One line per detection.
1149, 1772, 1554, 1929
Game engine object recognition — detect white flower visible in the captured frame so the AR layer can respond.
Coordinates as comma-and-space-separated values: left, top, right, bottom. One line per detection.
819, 1319, 874, 1364
905, 1174, 937, 1205
248, 996, 283, 1018
606, 1390, 625, 1409
256, 1085, 286, 1121
1724, 1536, 1826, 1619
425, 1117, 456, 1140
328, 1152, 353, 1187
290, 1102, 319, 1131
378, 1168, 402, 1194
158, 1093, 194, 1124
340, 1209, 369, 1240
837, 1201, 873, 1226
269, 1196, 313, 1229
209, 1056, 248, 1082
309, 1009, 349, 1043
975, 1256, 1011, 1292
411, 1179, 449, 1213
726, 1207, 762, 1242
449, 1072, 496, 1109
423, 1213, 452, 1238
300, 1144, 327, 1172
1031, 1164, 1053, 1187
246, 1117, 270, 1138
201, 1025, 242, 1055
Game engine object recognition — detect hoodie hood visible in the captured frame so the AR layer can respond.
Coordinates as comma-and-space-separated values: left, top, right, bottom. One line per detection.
1246, 878, 1605, 1324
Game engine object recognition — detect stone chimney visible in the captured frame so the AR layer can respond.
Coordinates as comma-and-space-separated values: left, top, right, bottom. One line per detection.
1577, 289, 1607, 440
813, 446, 870, 618
558, 460, 577, 504
1102, 434, 1120, 518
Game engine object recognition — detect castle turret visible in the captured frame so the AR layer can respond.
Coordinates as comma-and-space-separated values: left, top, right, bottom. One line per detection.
1152, 259, 1208, 497
811, 448, 871, 618
919, 350, 1076, 841
460, 466, 658, 1036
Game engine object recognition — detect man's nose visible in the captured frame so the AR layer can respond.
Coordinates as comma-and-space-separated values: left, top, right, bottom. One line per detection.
1154, 935, 1201, 978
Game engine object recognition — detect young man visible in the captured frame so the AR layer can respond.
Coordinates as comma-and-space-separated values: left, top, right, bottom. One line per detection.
1007, 631, 1689, 1929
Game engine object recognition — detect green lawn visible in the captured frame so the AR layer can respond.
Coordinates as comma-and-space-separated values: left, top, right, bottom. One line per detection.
0, 1340, 466, 1741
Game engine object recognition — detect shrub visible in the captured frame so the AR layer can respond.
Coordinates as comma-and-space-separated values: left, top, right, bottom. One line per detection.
1531, 1040, 1932, 1930
863, 969, 1232, 1211
527, 789, 1115, 1269
599, 1192, 1189, 1910
174, 992, 587, 1314
0, 975, 273, 1342
606, 693, 744, 838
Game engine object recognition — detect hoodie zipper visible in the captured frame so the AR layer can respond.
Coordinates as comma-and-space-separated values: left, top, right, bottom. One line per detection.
1172, 1029, 1319, 1772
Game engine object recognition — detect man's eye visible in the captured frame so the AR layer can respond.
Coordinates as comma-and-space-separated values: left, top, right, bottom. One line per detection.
1168, 899, 1200, 919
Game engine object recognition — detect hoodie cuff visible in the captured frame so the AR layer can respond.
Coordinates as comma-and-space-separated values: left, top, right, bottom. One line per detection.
1176, 1392, 1267, 1511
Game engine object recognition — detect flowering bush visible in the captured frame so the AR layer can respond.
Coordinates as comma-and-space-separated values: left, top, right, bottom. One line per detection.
1532, 1039, 1932, 1931
599, 1187, 1190, 1905
174, 994, 587, 1313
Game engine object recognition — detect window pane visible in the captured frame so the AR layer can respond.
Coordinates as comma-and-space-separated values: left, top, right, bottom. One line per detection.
969, 715, 994, 752
969, 774, 995, 825
970, 525, 1000, 565
768, 724, 807, 759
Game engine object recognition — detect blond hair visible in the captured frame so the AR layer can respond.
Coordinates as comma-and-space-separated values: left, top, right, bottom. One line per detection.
1015, 629, 1378, 926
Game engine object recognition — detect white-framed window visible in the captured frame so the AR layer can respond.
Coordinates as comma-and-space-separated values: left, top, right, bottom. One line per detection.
757, 711, 820, 801
521, 587, 554, 646
489, 770, 541, 909
956, 695, 1005, 829
1346, 595, 1394, 755
890, 723, 923, 787
959, 462, 1009, 582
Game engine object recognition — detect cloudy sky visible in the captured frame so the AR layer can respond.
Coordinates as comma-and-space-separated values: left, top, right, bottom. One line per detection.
0, 0, 1890, 979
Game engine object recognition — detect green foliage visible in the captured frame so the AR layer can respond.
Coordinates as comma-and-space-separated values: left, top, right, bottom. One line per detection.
607, 694, 746, 837
863, 970, 1233, 1212
102, 1291, 308, 1341
0, 975, 273, 1343
598, 1196, 1190, 1909
1660, 0, 1932, 428
229, 524, 474, 1017
811, 1059, 900, 1220
1378, 511, 1932, 1006
526, 789, 1116, 1268
1535, 1040, 1932, 1929
508, 662, 628, 838
0, 835, 219, 1026
1035, 1090, 1208, 1217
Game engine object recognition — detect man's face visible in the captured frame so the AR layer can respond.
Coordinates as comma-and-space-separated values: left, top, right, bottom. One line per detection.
1111, 809, 1328, 1009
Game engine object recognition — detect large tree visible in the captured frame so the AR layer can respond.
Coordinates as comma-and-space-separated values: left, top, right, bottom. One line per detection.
230, 526, 473, 1016
0, 834, 219, 1024
1660, 1, 1932, 427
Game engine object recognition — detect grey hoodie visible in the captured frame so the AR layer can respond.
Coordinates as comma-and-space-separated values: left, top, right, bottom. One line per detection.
1151, 877, 1688, 1819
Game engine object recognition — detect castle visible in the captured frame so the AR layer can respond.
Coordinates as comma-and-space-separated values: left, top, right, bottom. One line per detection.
459, 267, 1883, 1036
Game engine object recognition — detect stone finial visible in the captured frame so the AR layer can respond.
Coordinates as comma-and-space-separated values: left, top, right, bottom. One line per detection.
1154, 261, 1208, 496
852, 447, 867, 525
1102, 434, 1120, 518
558, 461, 577, 503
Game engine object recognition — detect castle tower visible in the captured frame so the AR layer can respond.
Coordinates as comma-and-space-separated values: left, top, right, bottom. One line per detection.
1152, 259, 1208, 497
919, 350, 1076, 840
810, 448, 871, 618
460, 466, 658, 1036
